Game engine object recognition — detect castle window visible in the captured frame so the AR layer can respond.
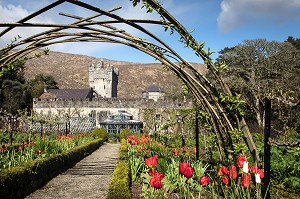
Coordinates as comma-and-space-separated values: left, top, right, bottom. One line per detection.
104, 85, 105, 89
155, 114, 161, 121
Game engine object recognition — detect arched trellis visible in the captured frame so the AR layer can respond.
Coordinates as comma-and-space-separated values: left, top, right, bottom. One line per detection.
0, 0, 259, 164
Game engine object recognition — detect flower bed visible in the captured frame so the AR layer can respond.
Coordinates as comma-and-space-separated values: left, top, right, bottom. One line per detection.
127, 134, 266, 198
0, 132, 106, 199
0, 133, 95, 170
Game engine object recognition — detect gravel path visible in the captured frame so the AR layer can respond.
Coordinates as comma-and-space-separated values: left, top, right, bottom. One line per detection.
25, 143, 120, 199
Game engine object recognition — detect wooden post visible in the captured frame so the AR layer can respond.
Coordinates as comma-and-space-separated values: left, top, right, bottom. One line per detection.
68, 120, 71, 134
263, 98, 271, 199
9, 116, 13, 145
195, 109, 199, 160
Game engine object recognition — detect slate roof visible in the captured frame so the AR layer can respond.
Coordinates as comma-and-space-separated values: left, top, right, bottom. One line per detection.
100, 110, 142, 124
40, 89, 92, 99
144, 83, 163, 92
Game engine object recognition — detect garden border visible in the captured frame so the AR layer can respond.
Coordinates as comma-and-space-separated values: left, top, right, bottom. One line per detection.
0, 138, 105, 199
107, 139, 132, 199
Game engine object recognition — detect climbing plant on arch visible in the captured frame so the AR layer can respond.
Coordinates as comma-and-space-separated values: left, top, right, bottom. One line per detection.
0, 0, 259, 164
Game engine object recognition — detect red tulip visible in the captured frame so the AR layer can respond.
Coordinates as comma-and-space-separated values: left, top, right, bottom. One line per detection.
150, 177, 163, 189
17, 145, 23, 151
179, 162, 189, 174
237, 156, 247, 168
242, 173, 251, 188
183, 166, 194, 178
149, 171, 164, 189
222, 176, 229, 185
153, 172, 164, 181
251, 166, 259, 173
230, 165, 237, 171
218, 166, 229, 176
179, 162, 194, 178
172, 149, 179, 155
258, 169, 264, 179
229, 165, 238, 180
36, 149, 43, 154
148, 169, 155, 176
199, 176, 210, 186
145, 155, 158, 168
182, 147, 187, 153
250, 166, 264, 179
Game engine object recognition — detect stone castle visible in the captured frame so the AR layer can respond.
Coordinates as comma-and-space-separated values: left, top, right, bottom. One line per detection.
33, 60, 191, 133
88, 60, 118, 98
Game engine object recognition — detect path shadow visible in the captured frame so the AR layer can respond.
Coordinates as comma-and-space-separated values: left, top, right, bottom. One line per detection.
63, 157, 119, 176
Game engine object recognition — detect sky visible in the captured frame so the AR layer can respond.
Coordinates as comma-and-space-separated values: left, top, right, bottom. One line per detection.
0, 0, 300, 63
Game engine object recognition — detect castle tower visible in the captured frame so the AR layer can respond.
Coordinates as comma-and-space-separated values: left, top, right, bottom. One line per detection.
88, 59, 119, 98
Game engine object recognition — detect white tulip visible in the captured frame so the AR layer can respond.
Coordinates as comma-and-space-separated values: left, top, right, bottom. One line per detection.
255, 173, 261, 183
243, 161, 249, 173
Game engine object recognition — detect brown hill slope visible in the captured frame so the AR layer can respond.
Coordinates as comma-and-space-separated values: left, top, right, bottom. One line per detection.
24, 51, 207, 98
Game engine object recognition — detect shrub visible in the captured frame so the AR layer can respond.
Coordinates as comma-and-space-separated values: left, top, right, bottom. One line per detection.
271, 185, 300, 199
92, 128, 109, 141
117, 128, 132, 140
107, 139, 132, 199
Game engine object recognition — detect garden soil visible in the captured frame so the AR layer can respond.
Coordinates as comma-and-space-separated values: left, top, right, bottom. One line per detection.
25, 142, 120, 199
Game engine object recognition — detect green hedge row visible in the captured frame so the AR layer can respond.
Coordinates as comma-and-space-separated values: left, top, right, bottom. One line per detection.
0, 138, 105, 199
270, 185, 300, 199
107, 139, 132, 199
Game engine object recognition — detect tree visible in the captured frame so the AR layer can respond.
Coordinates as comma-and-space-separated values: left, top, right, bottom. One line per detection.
0, 80, 31, 115
0, 44, 52, 113
28, 74, 58, 98
286, 36, 300, 50
0, 49, 31, 114
217, 38, 300, 131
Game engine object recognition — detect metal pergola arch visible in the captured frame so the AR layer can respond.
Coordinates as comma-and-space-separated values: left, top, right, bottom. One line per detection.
0, 0, 259, 163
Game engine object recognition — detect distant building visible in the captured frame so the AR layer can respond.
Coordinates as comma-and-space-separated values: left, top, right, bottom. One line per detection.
142, 83, 165, 101
89, 59, 118, 98
99, 110, 143, 135
33, 61, 190, 135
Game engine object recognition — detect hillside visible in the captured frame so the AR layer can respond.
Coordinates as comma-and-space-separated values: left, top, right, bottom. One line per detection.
24, 51, 207, 98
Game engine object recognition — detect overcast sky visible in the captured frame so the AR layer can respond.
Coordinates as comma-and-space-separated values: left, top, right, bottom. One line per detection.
0, 0, 299, 63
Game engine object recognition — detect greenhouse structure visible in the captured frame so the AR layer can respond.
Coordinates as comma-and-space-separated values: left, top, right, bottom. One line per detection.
99, 110, 143, 136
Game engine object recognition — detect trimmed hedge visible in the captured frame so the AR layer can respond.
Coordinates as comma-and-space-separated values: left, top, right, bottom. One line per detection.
0, 138, 105, 199
107, 139, 132, 199
271, 185, 300, 199
92, 128, 109, 141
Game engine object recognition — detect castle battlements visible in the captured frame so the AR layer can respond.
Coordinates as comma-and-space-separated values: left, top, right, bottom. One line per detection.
33, 97, 191, 109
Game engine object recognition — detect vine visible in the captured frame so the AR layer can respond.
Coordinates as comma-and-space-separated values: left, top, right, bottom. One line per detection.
0, 0, 260, 164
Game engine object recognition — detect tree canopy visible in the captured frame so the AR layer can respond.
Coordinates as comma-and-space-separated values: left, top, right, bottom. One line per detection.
217, 38, 300, 131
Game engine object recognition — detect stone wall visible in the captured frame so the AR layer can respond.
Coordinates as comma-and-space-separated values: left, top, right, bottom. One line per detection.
33, 98, 192, 126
